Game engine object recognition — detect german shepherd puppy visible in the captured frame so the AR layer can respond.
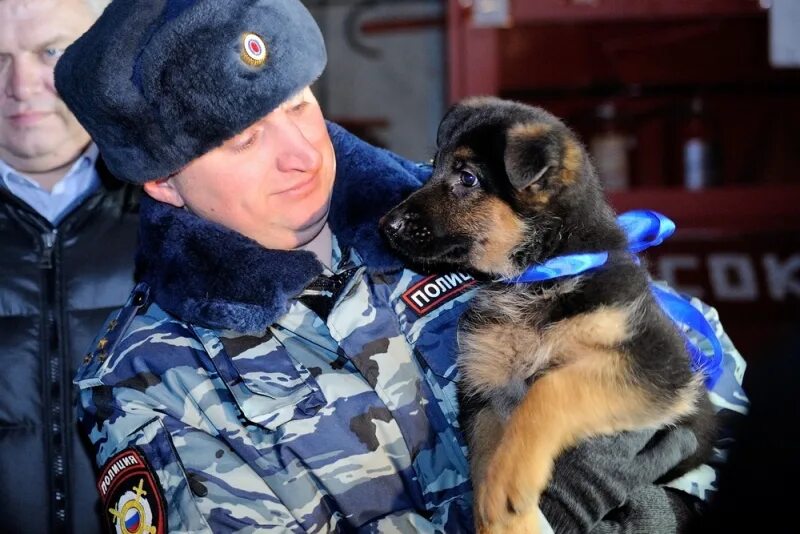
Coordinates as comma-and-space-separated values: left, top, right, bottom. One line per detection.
380, 97, 716, 533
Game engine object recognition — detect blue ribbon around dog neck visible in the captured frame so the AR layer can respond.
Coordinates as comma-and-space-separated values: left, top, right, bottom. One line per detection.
505, 210, 723, 389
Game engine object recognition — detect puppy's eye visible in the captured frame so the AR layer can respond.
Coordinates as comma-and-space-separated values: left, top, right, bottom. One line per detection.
459, 171, 479, 187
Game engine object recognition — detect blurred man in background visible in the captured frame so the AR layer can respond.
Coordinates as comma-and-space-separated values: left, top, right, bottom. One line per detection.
0, 0, 138, 531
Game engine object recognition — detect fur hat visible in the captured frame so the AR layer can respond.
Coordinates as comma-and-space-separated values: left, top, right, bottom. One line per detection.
55, 0, 327, 184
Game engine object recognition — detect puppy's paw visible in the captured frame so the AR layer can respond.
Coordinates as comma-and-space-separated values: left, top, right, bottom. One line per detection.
476, 502, 542, 534
506, 509, 542, 534
477, 447, 541, 529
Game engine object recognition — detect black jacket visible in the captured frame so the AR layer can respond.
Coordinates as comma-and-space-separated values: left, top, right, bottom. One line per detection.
0, 161, 139, 533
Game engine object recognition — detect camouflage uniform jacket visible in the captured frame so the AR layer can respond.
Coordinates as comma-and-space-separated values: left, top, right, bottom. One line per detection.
75, 124, 749, 533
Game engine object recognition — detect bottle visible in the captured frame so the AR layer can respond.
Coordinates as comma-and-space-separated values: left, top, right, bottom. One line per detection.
682, 97, 716, 190
590, 102, 630, 191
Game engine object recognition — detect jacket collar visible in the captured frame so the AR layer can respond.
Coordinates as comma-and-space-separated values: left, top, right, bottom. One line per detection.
136, 122, 428, 335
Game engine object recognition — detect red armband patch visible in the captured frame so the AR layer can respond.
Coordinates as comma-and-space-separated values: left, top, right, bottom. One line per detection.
98, 448, 167, 534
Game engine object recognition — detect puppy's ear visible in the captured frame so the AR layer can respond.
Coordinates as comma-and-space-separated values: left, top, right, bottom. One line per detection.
504, 123, 563, 191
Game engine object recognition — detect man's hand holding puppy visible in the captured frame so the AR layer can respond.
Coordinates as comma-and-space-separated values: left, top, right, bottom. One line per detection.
543, 427, 702, 533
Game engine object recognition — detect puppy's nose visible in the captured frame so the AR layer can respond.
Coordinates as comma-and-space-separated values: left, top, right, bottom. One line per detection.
382, 210, 418, 236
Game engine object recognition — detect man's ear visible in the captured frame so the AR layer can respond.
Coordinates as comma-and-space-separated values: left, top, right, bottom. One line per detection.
143, 176, 186, 207
503, 123, 563, 191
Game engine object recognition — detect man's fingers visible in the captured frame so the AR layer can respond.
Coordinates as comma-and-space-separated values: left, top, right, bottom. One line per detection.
635, 426, 699, 480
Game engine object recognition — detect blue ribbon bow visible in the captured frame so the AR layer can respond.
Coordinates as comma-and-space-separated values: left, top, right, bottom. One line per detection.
504, 210, 723, 388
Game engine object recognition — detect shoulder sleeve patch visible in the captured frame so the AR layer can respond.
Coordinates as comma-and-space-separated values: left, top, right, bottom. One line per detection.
401, 272, 477, 316
98, 448, 167, 534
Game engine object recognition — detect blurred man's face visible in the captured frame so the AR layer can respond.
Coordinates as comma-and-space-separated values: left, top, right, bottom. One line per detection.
0, 0, 95, 174
144, 87, 337, 251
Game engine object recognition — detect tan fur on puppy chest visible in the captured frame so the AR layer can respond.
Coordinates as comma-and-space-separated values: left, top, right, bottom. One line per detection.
459, 301, 637, 397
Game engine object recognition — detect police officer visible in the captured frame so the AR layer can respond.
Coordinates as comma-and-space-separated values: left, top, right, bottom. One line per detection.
54, 0, 749, 532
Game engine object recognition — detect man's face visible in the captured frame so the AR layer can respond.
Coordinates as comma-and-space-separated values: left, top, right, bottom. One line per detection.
145, 87, 337, 251
0, 0, 95, 173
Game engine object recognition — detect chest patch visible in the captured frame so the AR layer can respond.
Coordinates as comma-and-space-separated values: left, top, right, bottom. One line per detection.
98, 448, 167, 534
401, 272, 477, 316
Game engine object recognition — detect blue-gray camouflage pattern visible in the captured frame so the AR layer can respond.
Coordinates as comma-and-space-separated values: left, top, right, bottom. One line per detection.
76, 239, 748, 533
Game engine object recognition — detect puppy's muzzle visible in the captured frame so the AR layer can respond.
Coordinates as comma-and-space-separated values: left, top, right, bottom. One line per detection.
380, 209, 433, 244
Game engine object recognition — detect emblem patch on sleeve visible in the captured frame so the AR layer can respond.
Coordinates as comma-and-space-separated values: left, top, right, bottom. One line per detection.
98, 449, 166, 534
401, 272, 476, 316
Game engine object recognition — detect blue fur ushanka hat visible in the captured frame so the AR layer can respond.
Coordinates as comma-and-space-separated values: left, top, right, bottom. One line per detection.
54, 0, 327, 184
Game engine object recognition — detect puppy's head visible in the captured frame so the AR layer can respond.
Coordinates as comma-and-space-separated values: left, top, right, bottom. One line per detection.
381, 97, 614, 277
